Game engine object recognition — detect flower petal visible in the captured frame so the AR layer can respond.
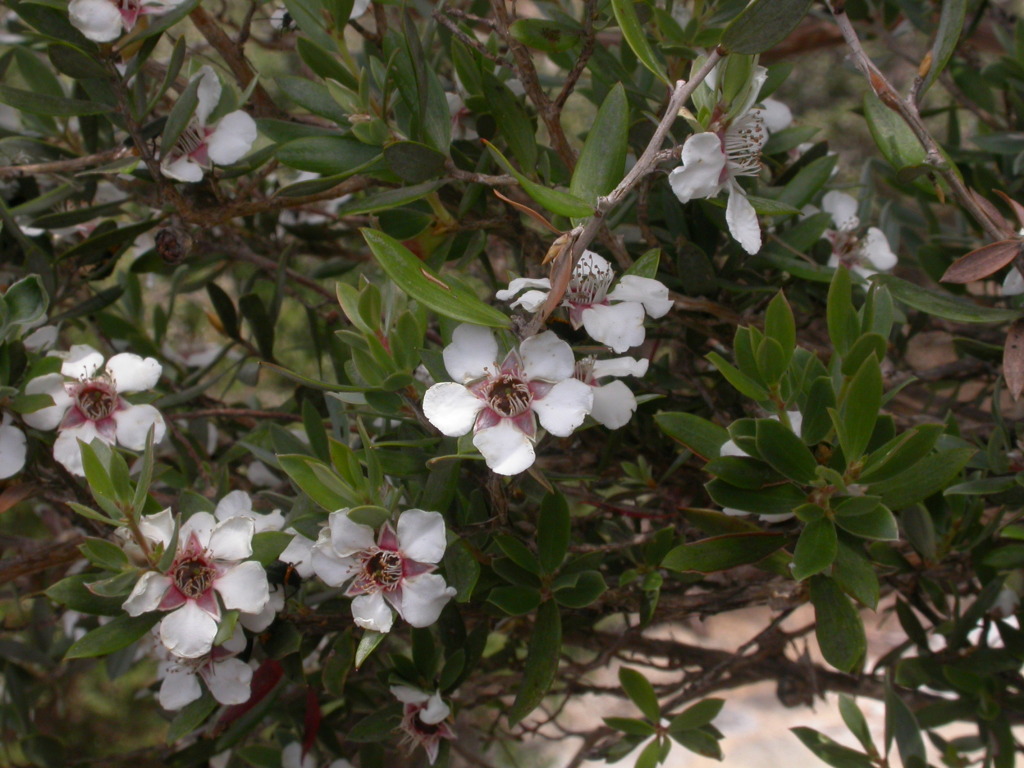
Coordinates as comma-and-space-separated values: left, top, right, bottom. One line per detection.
391, 685, 432, 705
508, 289, 549, 313
239, 585, 284, 632
607, 276, 674, 319
158, 663, 202, 710
591, 356, 649, 379
821, 191, 860, 232
860, 227, 897, 271
181, 511, 216, 549
520, 331, 575, 382
68, 0, 123, 42
396, 573, 456, 628
351, 592, 394, 632
214, 490, 253, 521
311, 538, 357, 586
328, 509, 376, 556
495, 277, 551, 303
194, 66, 222, 126
761, 98, 793, 134
105, 352, 162, 393
280, 529, 316, 579
422, 382, 483, 437
580, 302, 646, 353
207, 111, 258, 166
420, 691, 451, 724
160, 601, 219, 658
1004, 269, 1024, 296
161, 156, 205, 183
668, 133, 726, 203
204, 657, 253, 705
472, 421, 535, 475
726, 183, 762, 255
122, 571, 171, 616
138, 508, 175, 550
208, 516, 255, 561
54, 422, 104, 476
589, 379, 638, 429
0, 421, 26, 479
532, 378, 593, 436
397, 509, 447, 564
61, 345, 104, 380
442, 324, 498, 382
214, 561, 270, 614
112, 403, 166, 450
22, 373, 72, 430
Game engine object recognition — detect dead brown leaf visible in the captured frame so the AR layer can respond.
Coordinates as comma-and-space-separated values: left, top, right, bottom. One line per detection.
940, 240, 1021, 284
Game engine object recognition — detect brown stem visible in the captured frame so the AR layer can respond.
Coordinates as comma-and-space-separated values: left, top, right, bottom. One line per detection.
0, 147, 135, 179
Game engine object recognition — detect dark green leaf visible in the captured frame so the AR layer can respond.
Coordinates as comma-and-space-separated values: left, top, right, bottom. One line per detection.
867, 447, 975, 510
383, 141, 447, 184
885, 678, 927, 768
810, 576, 866, 672
275, 136, 380, 176
838, 355, 882, 461
488, 585, 542, 615
863, 93, 927, 174
920, 0, 967, 97
655, 412, 729, 459
553, 570, 606, 608
705, 478, 805, 517
507, 600, 561, 725
791, 727, 875, 768
792, 519, 838, 580
662, 533, 788, 573
610, 0, 669, 84
64, 613, 161, 659
483, 140, 593, 218
480, 74, 536, 169
160, 76, 202, 163
721, 0, 815, 54
0, 84, 107, 116
537, 491, 570, 574
510, 19, 582, 53
705, 351, 770, 401
668, 698, 724, 732
835, 505, 899, 541
570, 83, 628, 219
620, 667, 661, 721
755, 417, 818, 483
872, 274, 1019, 324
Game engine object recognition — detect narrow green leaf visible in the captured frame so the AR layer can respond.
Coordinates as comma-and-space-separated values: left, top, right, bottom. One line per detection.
867, 447, 975, 510
872, 273, 1020, 324
355, 630, 386, 669
835, 505, 899, 541
483, 140, 593, 218
755, 417, 817, 484
792, 727, 875, 768
335, 181, 443, 216
610, 0, 669, 84
507, 600, 561, 725
838, 695, 876, 754
620, 667, 661, 722
810, 576, 866, 672
921, 0, 967, 98
64, 613, 161, 659
777, 154, 839, 210
705, 351, 770, 401
570, 83, 628, 219
537, 492, 570, 574
706, 478, 805, 517
662, 533, 787, 573
383, 141, 447, 184
480, 73, 536, 169
654, 412, 729, 459
839, 355, 882, 461
160, 75, 202, 163
668, 698, 725, 732
0, 84, 107, 116
604, 717, 657, 736
863, 93, 927, 174
510, 18, 582, 53
828, 266, 858, 356
885, 678, 927, 768
792, 519, 838, 581
275, 136, 380, 176
361, 228, 511, 328
721, 0, 815, 54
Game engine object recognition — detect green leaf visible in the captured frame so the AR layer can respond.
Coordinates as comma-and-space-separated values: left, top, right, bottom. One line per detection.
239, 293, 274, 360
45, 574, 124, 616
655, 412, 729, 459
859, 424, 944, 483
791, 727, 875, 768
160, 74, 202, 161
835, 505, 899, 541
755, 418, 817, 484
662, 533, 788, 573
871, 274, 1020, 324
537, 491, 570, 574
355, 630, 386, 669
832, 541, 880, 609
838, 355, 882, 461
510, 18, 582, 53
840, 333, 888, 377
777, 154, 840, 210
828, 266, 859, 356
671, 729, 722, 760
705, 478, 805, 517
3, 274, 48, 329
885, 679, 927, 768
921, 0, 968, 98
480, 73, 536, 169
278, 453, 357, 510
79, 538, 129, 572
507, 600, 561, 725
764, 292, 795, 357
166, 694, 218, 744
483, 140, 593, 219
624, 248, 661, 279
867, 447, 975, 510
383, 141, 447, 184
553, 570, 606, 608
810, 576, 866, 672
570, 83, 628, 220
863, 93, 927, 174
275, 136, 380, 176
335, 180, 443, 216
705, 351, 770, 401
610, 0, 669, 84
488, 585, 542, 616
668, 698, 725, 732
721, 0, 815, 54
64, 613, 161, 659
604, 717, 657, 736
296, 37, 357, 90
635, 738, 664, 768
0, 84, 107, 116
792, 519, 838, 581
361, 228, 511, 328
839, 695, 876, 754
278, 75, 349, 124
620, 667, 661, 721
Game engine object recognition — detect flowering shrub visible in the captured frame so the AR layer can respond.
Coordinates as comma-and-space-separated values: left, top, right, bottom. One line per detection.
1, 1, 1024, 768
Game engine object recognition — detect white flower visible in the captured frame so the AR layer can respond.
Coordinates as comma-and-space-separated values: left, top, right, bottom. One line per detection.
160, 67, 258, 183
818, 191, 898, 279
22, 344, 165, 476
761, 98, 793, 134
391, 685, 456, 765
719, 411, 803, 523
281, 742, 354, 768
280, 528, 316, 579
574, 356, 649, 429
496, 251, 673, 354
0, 413, 26, 479
311, 509, 456, 633
421, 325, 594, 475
669, 109, 767, 255
68, 0, 185, 43
156, 627, 252, 710
122, 510, 270, 659
214, 490, 285, 533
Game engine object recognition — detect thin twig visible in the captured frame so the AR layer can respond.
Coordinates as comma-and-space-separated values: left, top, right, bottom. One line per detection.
0, 146, 135, 179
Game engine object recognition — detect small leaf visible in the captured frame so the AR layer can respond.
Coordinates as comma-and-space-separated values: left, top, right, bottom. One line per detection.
610, 0, 669, 84
721, 0, 815, 55
276, 136, 380, 177
362, 228, 511, 328
619, 667, 661, 721
0, 84, 107, 116
705, 479, 805, 517
537, 491, 570, 574
668, 698, 725, 732
483, 140, 593, 219
570, 84, 628, 219
604, 717, 657, 736
863, 93, 927, 174
383, 141, 447, 184
160, 75, 203, 163
655, 412, 729, 459
835, 505, 899, 541
755, 418, 817, 484
885, 678, 927, 768
662, 533, 787, 573
792, 727, 875, 768
810, 576, 866, 673
920, 0, 967, 97
64, 613, 161, 659
507, 600, 561, 725
488, 586, 542, 616
510, 19, 582, 53
705, 351, 771, 401
941, 240, 1021, 284
354, 630, 386, 669
792, 519, 838, 581
873, 273, 1020, 324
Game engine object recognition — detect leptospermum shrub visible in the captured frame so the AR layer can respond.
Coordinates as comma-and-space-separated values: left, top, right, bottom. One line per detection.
2, 1, 1024, 767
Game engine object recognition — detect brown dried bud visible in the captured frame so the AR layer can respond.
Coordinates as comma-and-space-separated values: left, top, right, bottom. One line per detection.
156, 225, 193, 264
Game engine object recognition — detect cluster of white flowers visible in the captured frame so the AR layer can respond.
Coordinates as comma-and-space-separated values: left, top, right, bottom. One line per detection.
68, 0, 185, 43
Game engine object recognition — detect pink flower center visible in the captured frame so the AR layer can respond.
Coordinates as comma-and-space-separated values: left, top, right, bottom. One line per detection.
483, 374, 532, 418
172, 557, 216, 598
720, 110, 766, 181
565, 260, 612, 308
72, 379, 119, 421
